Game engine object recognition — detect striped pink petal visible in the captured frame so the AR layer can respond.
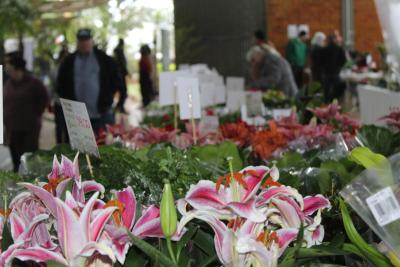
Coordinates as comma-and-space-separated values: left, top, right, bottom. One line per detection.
185, 180, 227, 210
11, 247, 68, 266
19, 183, 57, 216
115, 186, 136, 230
303, 195, 331, 216
48, 155, 61, 181
276, 228, 298, 256
272, 198, 302, 228
227, 199, 266, 223
82, 181, 105, 195
90, 207, 116, 242
55, 197, 86, 261
9, 213, 25, 241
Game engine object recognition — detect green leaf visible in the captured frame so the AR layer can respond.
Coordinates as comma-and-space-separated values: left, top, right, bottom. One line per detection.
191, 141, 243, 171
339, 199, 392, 267
192, 228, 216, 256
1, 221, 13, 252
349, 147, 393, 185
127, 230, 177, 267
276, 151, 307, 169
199, 254, 218, 267
357, 125, 394, 156
46, 261, 67, 267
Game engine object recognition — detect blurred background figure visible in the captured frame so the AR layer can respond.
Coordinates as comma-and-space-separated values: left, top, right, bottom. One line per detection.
247, 46, 298, 97
321, 33, 346, 102
113, 38, 128, 113
4, 55, 49, 172
310, 32, 326, 83
286, 30, 308, 89
253, 29, 280, 56
57, 28, 123, 135
50, 44, 70, 144
139, 44, 155, 107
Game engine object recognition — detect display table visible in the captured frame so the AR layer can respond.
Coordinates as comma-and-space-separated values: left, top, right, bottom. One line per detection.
357, 85, 400, 125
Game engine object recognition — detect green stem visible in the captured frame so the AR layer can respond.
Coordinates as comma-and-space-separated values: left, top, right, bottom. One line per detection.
166, 237, 178, 265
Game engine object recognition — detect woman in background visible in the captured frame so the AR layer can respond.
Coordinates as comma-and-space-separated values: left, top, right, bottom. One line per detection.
4, 55, 49, 171
139, 44, 155, 107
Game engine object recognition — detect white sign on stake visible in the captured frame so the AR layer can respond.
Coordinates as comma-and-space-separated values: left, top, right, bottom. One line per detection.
200, 83, 216, 108
215, 85, 226, 104
0, 65, 3, 144
227, 90, 246, 112
272, 109, 292, 120
159, 71, 190, 106
60, 98, 100, 157
177, 77, 201, 120
200, 116, 219, 133
226, 77, 245, 91
245, 91, 264, 117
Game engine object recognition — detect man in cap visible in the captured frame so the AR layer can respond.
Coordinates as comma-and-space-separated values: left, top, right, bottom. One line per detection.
57, 28, 124, 135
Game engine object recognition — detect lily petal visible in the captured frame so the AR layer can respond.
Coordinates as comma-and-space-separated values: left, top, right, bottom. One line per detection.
90, 207, 117, 242
19, 183, 57, 216
12, 247, 68, 266
115, 186, 136, 230
185, 180, 227, 210
82, 181, 106, 196
48, 155, 61, 181
272, 198, 302, 228
55, 196, 86, 262
276, 228, 298, 256
303, 195, 331, 216
9, 213, 25, 241
79, 241, 116, 263
227, 199, 266, 223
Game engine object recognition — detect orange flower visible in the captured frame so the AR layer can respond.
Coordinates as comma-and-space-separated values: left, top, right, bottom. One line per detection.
220, 122, 254, 147
251, 121, 287, 160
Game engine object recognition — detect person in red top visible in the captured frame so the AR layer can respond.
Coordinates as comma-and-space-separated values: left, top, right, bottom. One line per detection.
139, 44, 155, 107
4, 55, 49, 172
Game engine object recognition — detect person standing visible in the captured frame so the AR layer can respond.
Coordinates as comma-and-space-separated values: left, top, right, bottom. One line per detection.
57, 29, 123, 135
247, 46, 298, 97
310, 32, 326, 83
320, 34, 346, 102
4, 55, 49, 172
139, 44, 155, 107
286, 31, 308, 88
113, 38, 128, 113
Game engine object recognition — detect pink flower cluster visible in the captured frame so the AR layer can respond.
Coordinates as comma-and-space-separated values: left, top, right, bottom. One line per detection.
0, 154, 180, 267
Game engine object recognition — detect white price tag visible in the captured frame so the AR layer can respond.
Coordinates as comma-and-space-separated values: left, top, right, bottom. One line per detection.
200, 83, 216, 108
159, 71, 191, 106
177, 77, 201, 120
60, 98, 100, 157
272, 109, 292, 120
227, 91, 246, 112
200, 116, 219, 133
366, 187, 400, 226
226, 77, 245, 91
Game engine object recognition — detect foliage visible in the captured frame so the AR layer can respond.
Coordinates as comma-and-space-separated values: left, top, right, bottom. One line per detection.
23, 142, 242, 204
357, 124, 398, 156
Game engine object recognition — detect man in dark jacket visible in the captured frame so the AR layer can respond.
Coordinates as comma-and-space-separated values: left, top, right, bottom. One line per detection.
57, 29, 123, 135
321, 34, 346, 102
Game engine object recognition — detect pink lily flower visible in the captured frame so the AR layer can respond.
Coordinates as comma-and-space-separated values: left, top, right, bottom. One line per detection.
102, 186, 184, 264
180, 166, 278, 223
1, 192, 117, 267
258, 186, 331, 247
177, 209, 298, 267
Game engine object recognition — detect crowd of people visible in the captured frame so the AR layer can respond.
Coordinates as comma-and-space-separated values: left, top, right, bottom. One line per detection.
2, 28, 156, 172
247, 29, 349, 103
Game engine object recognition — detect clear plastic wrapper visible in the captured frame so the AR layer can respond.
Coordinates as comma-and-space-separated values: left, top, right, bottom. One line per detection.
340, 153, 400, 257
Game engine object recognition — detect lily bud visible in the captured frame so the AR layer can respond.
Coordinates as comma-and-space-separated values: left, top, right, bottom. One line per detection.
160, 180, 177, 238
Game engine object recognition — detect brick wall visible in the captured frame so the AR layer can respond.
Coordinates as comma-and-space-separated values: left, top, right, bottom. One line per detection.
354, 0, 383, 62
267, 0, 383, 63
